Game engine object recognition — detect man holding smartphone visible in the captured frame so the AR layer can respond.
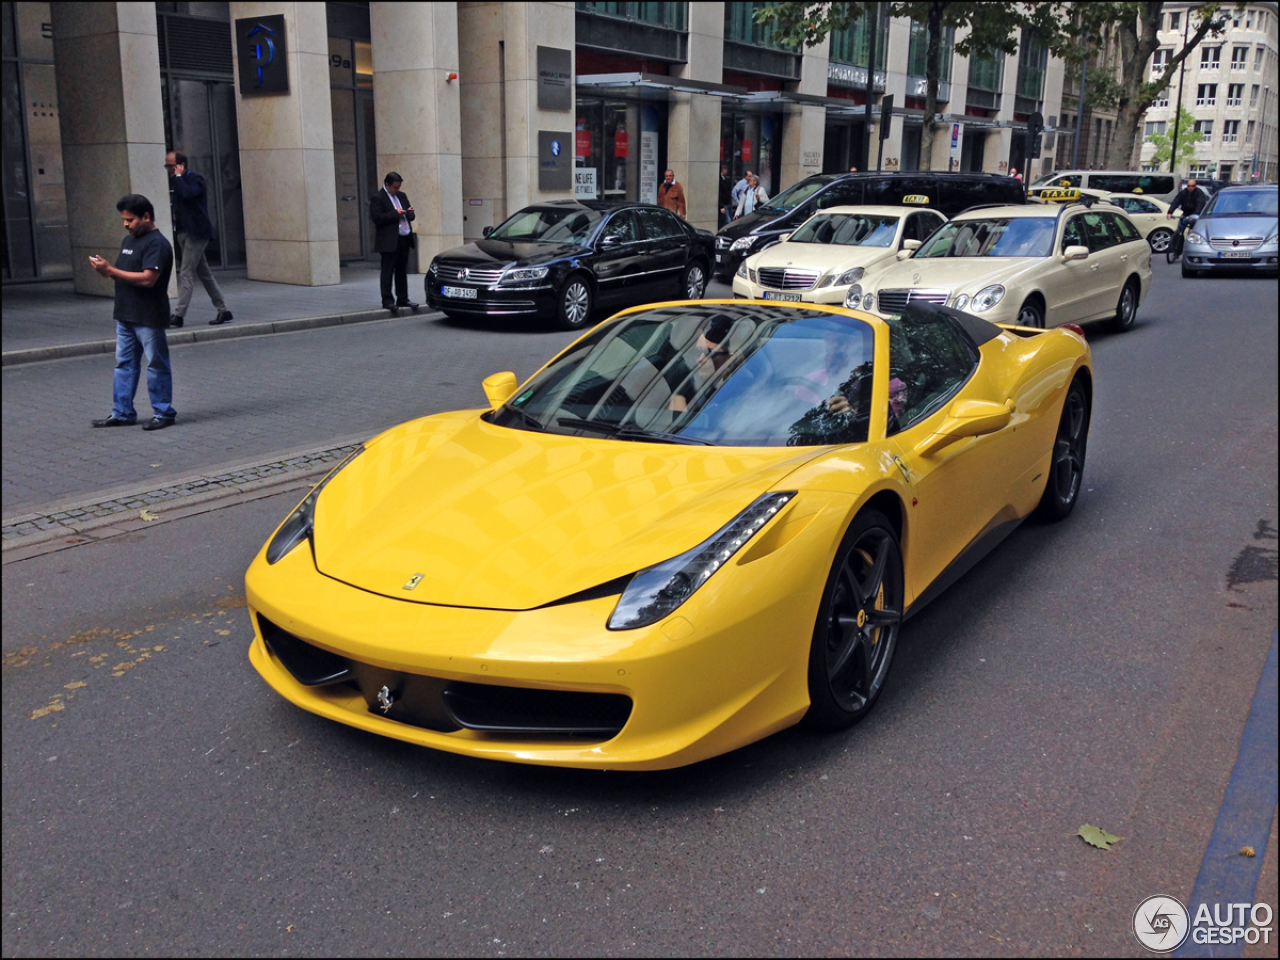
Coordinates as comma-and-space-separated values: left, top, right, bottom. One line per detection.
88, 194, 178, 431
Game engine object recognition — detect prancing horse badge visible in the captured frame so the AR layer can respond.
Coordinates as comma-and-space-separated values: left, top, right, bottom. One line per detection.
402, 573, 424, 591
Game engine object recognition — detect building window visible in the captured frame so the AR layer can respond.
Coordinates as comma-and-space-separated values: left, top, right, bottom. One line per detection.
1246, 120, 1255, 142
1153, 91, 1169, 108
1251, 84, 1260, 107
1152, 47, 1172, 76
1223, 120, 1240, 142
1194, 119, 1214, 138
1228, 83, 1244, 105
967, 50, 1004, 92
1200, 46, 1221, 68
1170, 11, 1181, 30
725, 2, 793, 49
906, 21, 954, 80
829, 9, 888, 69
1246, 11, 1254, 29
1015, 29, 1047, 101
1232, 46, 1249, 69
575, 2, 688, 30
1196, 83, 1217, 105
1145, 120, 1167, 137
1255, 46, 1265, 70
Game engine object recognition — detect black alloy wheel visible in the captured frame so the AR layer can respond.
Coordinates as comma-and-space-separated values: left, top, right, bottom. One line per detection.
806, 510, 904, 730
684, 261, 707, 299
1016, 299, 1045, 328
1148, 228, 1173, 254
555, 275, 593, 330
1034, 378, 1090, 521
1108, 279, 1139, 333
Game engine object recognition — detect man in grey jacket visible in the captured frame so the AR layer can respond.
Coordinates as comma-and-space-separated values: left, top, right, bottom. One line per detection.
166, 150, 232, 328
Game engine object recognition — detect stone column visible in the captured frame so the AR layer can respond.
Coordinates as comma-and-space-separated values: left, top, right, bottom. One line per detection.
458, 2, 507, 230
370, 1, 462, 270
780, 33, 828, 189
229, 2, 338, 285
668, 2, 724, 231
52, 2, 171, 297
879, 17, 912, 171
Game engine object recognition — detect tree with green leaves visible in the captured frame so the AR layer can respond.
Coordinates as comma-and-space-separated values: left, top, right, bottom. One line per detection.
1143, 106, 1203, 172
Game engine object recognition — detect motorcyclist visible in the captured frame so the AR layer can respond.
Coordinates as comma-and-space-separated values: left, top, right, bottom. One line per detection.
1167, 179, 1207, 248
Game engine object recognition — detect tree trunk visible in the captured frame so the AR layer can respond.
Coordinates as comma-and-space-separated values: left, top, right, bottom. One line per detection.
919, 1, 944, 171
1105, 5, 1161, 168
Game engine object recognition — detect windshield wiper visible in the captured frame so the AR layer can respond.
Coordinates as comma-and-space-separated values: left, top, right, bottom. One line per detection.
503, 406, 544, 431
555, 417, 713, 446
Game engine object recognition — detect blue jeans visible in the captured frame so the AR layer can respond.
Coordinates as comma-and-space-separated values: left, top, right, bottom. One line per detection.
112, 321, 176, 421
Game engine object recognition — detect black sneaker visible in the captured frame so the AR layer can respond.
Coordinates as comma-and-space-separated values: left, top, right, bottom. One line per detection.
168, 315, 184, 329
142, 416, 176, 431
91, 415, 138, 428
209, 311, 233, 326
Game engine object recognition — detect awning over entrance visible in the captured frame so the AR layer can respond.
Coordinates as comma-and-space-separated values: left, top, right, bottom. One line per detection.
575, 73, 750, 100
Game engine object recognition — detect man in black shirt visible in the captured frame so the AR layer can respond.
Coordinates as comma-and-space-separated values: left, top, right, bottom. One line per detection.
88, 194, 178, 430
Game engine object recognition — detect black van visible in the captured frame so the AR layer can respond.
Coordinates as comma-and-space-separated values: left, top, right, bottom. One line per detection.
715, 172, 1025, 279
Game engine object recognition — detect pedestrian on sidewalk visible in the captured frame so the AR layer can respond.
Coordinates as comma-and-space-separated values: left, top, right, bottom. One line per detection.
719, 164, 733, 226
730, 169, 754, 218
370, 172, 418, 314
88, 194, 178, 431
658, 169, 687, 218
734, 172, 769, 219
165, 150, 232, 328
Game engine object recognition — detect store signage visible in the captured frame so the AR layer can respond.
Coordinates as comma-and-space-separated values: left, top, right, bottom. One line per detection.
236, 14, 288, 95
741, 139, 753, 163
951, 123, 960, 158
615, 131, 629, 158
537, 46, 572, 110
827, 63, 886, 93
640, 131, 659, 204
538, 131, 572, 190
576, 129, 591, 157
575, 168, 598, 200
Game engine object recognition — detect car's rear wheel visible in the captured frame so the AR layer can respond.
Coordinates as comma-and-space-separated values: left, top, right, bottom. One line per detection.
805, 510, 903, 730
1034, 379, 1090, 522
1016, 299, 1045, 328
684, 261, 707, 300
1108, 278, 1139, 332
1148, 228, 1173, 254
555, 275, 593, 330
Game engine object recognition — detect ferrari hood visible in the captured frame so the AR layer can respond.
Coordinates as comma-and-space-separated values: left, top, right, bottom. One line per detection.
311, 413, 822, 610
868, 256, 1042, 294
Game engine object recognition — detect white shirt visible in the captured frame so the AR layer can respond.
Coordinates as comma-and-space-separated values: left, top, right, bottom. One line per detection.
385, 187, 410, 236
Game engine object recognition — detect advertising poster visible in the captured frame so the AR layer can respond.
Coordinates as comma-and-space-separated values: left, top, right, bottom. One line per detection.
640, 104, 661, 204
575, 167, 597, 200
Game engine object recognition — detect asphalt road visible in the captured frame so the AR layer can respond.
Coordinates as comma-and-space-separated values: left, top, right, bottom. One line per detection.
3, 262, 1277, 956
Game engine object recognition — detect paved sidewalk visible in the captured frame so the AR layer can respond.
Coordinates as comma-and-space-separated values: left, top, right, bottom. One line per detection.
2, 261, 421, 364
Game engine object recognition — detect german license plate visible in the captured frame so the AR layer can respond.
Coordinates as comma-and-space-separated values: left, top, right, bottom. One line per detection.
715, 254, 723, 263
442, 285, 477, 298
762, 291, 802, 301
1219, 251, 1252, 259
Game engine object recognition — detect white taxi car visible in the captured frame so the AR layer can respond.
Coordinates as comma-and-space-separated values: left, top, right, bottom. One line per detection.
851, 198, 1153, 331
1030, 185, 1175, 253
732, 205, 946, 304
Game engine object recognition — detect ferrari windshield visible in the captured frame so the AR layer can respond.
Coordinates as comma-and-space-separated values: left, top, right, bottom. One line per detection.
489, 305, 876, 447
489, 206, 604, 243
789, 213, 899, 246
916, 217, 1056, 258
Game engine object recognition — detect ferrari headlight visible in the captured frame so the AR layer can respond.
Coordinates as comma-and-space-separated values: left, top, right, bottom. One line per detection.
736, 260, 748, 278
265, 447, 364, 564
1188, 231, 1207, 245
845, 284, 863, 309
952, 293, 971, 311
731, 235, 758, 252
836, 266, 865, 286
501, 266, 549, 284
607, 492, 795, 630
970, 284, 1005, 312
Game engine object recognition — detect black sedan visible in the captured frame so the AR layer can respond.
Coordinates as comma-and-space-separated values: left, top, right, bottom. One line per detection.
425, 200, 715, 329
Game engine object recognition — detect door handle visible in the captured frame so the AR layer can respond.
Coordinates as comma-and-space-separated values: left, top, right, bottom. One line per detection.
1120, 254, 1128, 260
342, 195, 357, 201
1090, 263, 1098, 271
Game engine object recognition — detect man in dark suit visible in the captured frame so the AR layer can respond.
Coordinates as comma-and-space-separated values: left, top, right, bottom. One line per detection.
370, 171, 418, 313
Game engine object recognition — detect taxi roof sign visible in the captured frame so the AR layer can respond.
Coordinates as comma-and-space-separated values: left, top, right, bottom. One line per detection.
903, 194, 931, 205
1030, 186, 1082, 203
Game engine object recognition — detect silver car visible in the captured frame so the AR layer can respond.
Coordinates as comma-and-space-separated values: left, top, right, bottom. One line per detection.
1181, 184, 1279, 278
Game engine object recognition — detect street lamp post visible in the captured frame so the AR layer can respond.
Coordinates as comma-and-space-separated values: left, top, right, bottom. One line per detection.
1169, 11, 1191, 175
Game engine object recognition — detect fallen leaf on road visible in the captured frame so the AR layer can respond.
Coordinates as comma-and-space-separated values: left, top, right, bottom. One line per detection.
31, 699, 65, 720
139, 509, 161, 522
1077, 824, 1123, 850
1239, 846, 1256, 857
64, 681, 87, 690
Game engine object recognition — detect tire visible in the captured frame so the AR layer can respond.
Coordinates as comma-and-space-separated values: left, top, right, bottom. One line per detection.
805, 510, 904, 731
1034, 378, 1090, 522
1166, 235, 1181, 264
1016, 298, 1045, 328
1108, 278, 1139, 333
1148, 228, 1173, 254
555, 275, 593, 330
683, 261, 707, 300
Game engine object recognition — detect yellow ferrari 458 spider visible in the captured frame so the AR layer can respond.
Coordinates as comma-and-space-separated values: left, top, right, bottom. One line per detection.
246, 300, 1092, 769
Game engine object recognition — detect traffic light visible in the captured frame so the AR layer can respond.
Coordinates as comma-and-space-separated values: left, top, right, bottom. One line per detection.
1026, 111, 1044, 159
879, 95, 894, 141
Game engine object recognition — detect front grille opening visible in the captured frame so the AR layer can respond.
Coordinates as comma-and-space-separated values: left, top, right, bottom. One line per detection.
258, 615, 351, 686
443, 683, 632, 738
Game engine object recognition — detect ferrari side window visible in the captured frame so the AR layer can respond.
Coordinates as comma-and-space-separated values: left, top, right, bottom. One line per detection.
886, 310, 978, 435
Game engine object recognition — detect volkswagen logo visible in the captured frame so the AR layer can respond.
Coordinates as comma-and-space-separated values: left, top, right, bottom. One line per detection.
459, 267, 470, 280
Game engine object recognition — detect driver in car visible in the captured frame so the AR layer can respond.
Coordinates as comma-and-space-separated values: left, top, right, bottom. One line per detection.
670, 315, 738, 413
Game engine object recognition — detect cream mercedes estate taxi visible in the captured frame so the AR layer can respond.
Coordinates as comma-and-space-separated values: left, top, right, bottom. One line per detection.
732, 205, 946, 304
851, 198, 1152, 331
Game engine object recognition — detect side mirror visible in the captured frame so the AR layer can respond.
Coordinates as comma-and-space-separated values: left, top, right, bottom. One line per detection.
599, 234, 620, 249
1062, 244, 1090, 262
778, 232, 792, 243
915, 399, 1013, 457
482, 371, 518, 410
482, 225, 494, 238
902, 239, 922, 250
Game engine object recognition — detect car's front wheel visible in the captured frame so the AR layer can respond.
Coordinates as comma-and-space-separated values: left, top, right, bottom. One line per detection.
1016, 298, 1045, 328
805, 510, 903, 730
1148, 227, 1173, 254
684, 261, 707, 299
555, 275, 593, 330
1034, 378, 1090, 521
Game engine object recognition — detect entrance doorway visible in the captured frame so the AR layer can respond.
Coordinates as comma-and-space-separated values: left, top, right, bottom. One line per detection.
331, 87, 378, 261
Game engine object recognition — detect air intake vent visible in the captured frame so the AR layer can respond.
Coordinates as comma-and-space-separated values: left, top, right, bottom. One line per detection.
159, 15, 234, 76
